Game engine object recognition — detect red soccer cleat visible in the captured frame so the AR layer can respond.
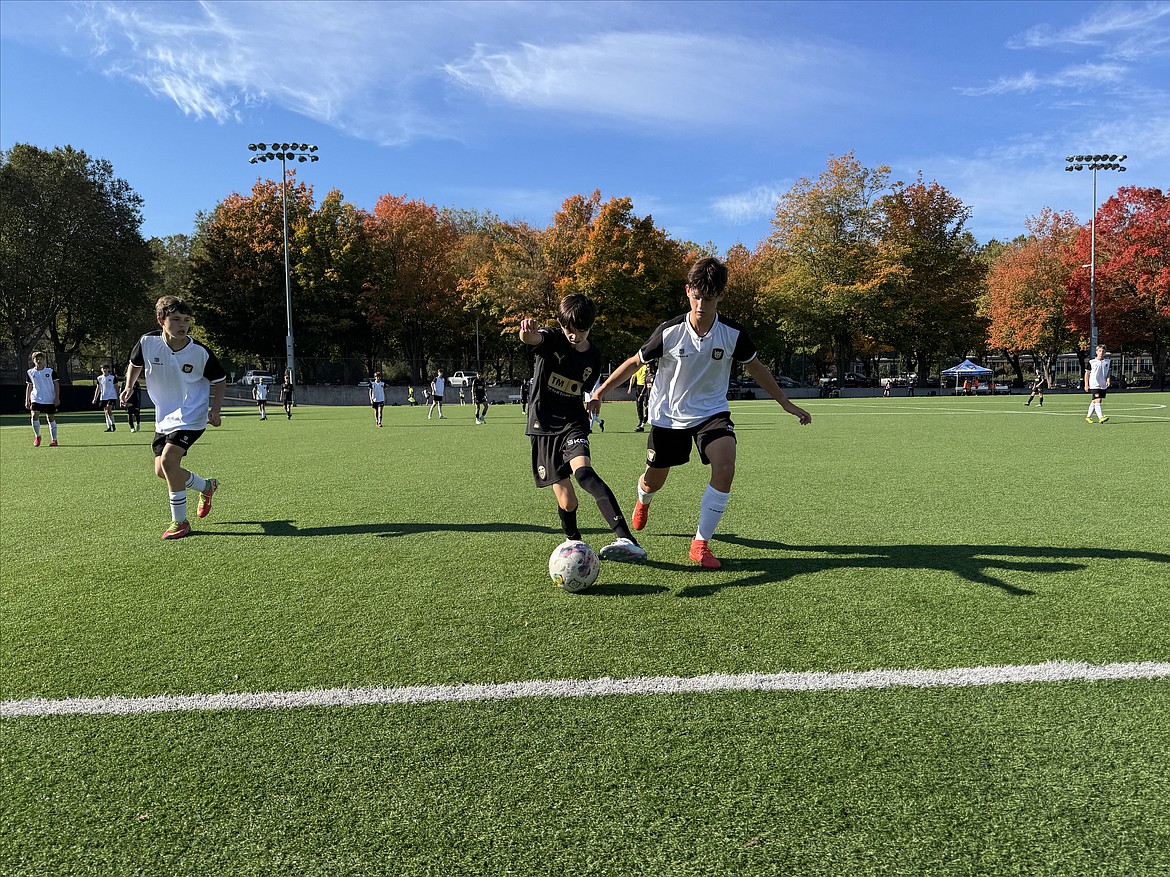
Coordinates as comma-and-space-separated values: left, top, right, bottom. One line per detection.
162, 520, 192, 540
689, 539, 721, 569
196, 478, 218, 519
49, 439, 58, 447
632, 500, 649, 531
33, 435, 41, 447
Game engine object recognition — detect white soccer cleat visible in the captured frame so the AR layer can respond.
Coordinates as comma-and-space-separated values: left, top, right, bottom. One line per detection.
599, 537, 647, 563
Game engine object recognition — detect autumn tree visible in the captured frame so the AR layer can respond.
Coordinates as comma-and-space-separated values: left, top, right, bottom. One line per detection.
987, 208, 1081, 383
363, 194, 460, 382
876, 176, 987, 380
189, 175, 315, 369
762, 152, 895, 378
1065, 186, 1170, 385
0, 143, 152, 381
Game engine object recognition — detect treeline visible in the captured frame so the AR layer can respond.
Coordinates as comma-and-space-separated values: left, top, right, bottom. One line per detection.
3, 144, 1167, 386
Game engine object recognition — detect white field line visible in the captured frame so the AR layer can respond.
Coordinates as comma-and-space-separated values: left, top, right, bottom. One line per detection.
3, 660, 1168, 719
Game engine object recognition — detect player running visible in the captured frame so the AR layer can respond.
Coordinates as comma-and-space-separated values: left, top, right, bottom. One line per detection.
520, 294, 646, 563
588, 256, 812, 569
1025, 372, 1048, 407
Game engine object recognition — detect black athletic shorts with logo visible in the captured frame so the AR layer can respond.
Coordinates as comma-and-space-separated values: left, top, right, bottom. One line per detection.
152, 429, 206, 457
646, 411, 736, 469
1090, 388, 1107, 400
530, 422, 591, 487
30, 402, 57, 415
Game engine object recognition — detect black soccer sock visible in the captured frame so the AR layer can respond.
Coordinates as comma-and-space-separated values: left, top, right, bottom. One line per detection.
575, 466, 635, 542
557, 505, 581, 541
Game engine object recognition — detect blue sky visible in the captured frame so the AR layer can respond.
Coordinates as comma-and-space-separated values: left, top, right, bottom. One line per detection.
2, 0, 1167, 252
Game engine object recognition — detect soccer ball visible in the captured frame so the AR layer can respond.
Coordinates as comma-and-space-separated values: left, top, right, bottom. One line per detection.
548, 540, 600, 593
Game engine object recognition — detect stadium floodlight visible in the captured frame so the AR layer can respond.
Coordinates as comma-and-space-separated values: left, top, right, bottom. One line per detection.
1065, 151, 1128, 352
246, 142, 321, 388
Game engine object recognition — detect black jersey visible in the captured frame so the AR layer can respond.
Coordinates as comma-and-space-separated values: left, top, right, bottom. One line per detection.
526, 328, 601, 436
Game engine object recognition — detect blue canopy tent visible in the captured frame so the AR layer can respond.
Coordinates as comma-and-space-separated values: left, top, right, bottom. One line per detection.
941, 359, 993, 394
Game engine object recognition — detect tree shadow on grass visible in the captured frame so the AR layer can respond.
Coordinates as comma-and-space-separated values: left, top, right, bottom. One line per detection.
668, 535, 1170, 599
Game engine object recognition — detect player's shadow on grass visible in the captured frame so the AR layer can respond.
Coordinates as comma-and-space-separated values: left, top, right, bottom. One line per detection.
216, 519, 558, 538
671, 536, 1170, 599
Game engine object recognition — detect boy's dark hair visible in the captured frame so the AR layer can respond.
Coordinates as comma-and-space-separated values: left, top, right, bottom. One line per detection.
155, 295, 193, 319
686, 256, 729, 299
558, 293, 596, 332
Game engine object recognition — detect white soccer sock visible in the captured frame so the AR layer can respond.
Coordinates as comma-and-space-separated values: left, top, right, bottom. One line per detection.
32, 421, 41, 437
637, 477, 657, 505
169, 490, 187, 523
185, 472, 208, 493
1087, 401, 1096, 417
49, 422, 57, 439
695, 484, 731, 542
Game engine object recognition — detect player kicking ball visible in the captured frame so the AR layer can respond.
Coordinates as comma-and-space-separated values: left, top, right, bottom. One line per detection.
520, 294, 646, 563
588, 256, 812, 569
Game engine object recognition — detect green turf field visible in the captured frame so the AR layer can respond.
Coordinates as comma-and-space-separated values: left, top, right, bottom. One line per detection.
2, 392, 1168, 876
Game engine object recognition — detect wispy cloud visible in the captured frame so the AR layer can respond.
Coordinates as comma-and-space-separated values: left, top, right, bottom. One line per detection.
959, 62, 1128, 96
1009, 1, 1170, 55
443, 31, 863, 128
710, 185, 786, 224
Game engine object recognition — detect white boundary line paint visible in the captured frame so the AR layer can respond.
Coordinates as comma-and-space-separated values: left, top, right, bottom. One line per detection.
3, 661, 1168, 719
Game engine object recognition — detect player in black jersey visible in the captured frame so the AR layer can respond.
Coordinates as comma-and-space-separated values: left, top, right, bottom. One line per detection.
280, 371, 295, 419
521, 294, 646, 563
1025, 373, 1048, 406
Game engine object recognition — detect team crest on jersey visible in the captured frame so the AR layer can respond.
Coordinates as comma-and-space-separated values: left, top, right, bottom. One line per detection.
537, 465, 547, 479
676, 347, 689, 357
152, 357, 161, 364
647, 449, 657, 463
582, 367, 593, 383
182, 364, 194, 373
712, 348, 725, 360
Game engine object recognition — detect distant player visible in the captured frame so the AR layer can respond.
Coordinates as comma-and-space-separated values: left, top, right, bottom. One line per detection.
628, 363, 649, 431
124, 380, 142, 432
93, 363, 119, 432
280, 371, 294, 419
407, 386, 417, 406
1029, 374, 1048, 409
520, 294, 646, 563
519, 377, 530, 414
428, 370, 446, 419
370, 372, 386, 427
25, 351, 61, 447
589, 256, 812, 569
472, 373, 488, 424
122, 295, 225, 540
253, 380, 269, 420
1084, 344, 1111, 423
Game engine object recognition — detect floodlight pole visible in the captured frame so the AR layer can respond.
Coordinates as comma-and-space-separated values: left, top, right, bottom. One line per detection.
1065, 154, 1126, 354
247, 142, 320, 387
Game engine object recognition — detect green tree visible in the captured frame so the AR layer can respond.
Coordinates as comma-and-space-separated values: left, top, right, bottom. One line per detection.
762, 152, 895, 378
875, 176, 987, 380
0, 143, 151, 381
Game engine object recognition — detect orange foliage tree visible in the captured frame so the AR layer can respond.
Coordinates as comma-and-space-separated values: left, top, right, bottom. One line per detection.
987, 208, 1081, 381
1065, 186, 1170, 384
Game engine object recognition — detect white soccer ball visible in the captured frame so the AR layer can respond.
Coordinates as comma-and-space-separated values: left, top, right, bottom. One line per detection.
548, 540, 600, 592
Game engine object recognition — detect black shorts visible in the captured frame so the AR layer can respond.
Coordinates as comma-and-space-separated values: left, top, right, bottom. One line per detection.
530, 423, 591, 487
30, 402, 57, 415
432, 394, 444, 403
1091, 388, 1107, 400
473, 393, 486, 404
371, 400, 384, 408
152, 429, 205, 457
646, 412, 736, 469
99, 398, 117, 407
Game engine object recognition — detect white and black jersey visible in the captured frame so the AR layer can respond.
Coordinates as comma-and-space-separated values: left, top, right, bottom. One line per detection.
95, 373, 118, 401
1087, 357, 1111, 389
26, 367, 58, 404
526, 328, 601, 436
129, 331, 226, 433
638, 313, 757, 428
370, 380, 385, 404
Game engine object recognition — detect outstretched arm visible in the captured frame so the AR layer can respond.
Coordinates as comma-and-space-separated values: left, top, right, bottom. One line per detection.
587, 353, 643, 416
745, 358, 811, 425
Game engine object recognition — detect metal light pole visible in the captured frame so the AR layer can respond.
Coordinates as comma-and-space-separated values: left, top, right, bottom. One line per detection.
1064, 154, 1126, 353
248, 142, 320, 387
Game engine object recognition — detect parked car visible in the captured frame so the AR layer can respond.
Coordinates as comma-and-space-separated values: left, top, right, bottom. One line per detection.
774, 374, 801, 388
239, 370, 275, 386
841, 372, 877, 388
449, 370, 479, 388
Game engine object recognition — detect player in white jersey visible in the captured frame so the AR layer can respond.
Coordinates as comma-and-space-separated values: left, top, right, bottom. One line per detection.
370, 373, 386, 426
589, 257, 812, 569
253, 380, 269, 420
428, 370, 446, 419
24, 351, 61, 447
122, 295, 226, 540
1084, 344, 1112, 423
92, 364, 119, 432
